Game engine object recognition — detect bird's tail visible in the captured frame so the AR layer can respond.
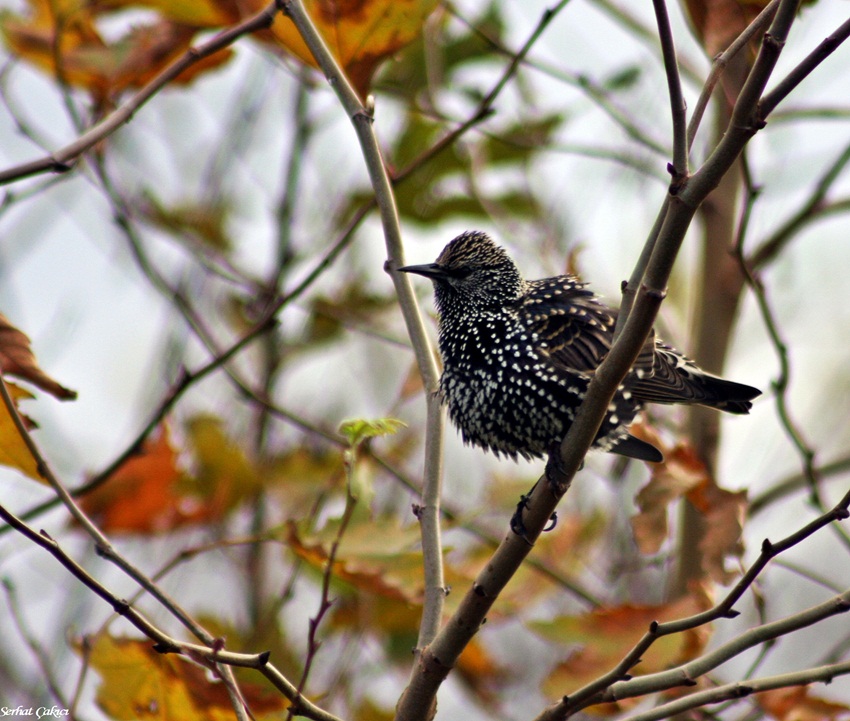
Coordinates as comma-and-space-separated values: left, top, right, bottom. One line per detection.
688, 375, 762, 414
631, 346, 761, 414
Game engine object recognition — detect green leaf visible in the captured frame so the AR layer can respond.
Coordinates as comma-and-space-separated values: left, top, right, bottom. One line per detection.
339, 417, 407, 448
604, 65, 642, 91
483, 114, 565, 165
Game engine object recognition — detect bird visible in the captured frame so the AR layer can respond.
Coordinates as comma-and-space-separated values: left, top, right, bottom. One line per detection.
399, 230, 761, 464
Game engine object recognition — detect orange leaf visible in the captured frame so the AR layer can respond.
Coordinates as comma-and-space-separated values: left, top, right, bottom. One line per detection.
534, 587, 714, 703
456, 637, 507, 704
263, 0, 440, 97
757, 686, 850, 721
80, 425, 223, 533
0, 313, 76, 400
0, 382, 42, 482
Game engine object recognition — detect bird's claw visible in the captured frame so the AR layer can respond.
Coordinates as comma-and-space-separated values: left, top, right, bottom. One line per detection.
510, 492, 534, 545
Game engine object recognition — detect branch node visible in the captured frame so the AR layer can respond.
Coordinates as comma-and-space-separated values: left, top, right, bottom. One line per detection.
642, 286, 667, 301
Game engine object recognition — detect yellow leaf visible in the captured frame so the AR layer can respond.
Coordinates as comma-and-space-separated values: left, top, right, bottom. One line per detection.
184, 414, 261, 505
287, 515, 425, 603
0, 382, 42, 482
96, 0, 233, 27
78, 635, 286, 720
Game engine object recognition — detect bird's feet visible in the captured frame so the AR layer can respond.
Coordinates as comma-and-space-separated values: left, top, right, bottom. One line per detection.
510, 492, 534, 544
545, 442, 578, 495
510, 484, 559, 542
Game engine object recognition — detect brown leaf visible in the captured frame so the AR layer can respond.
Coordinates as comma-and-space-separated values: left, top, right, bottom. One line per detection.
682, 0, 770, 56
0, 313, 77, 400
629, 421, 748, 583
688, 480, 747, 585
630, 422, 708, 554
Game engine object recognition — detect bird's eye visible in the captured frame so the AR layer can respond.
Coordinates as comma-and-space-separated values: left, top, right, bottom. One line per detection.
451, 266, 473, 279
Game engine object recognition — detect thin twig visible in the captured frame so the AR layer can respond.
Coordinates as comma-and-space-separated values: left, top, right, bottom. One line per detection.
652, 0, 687, 178
759, 15, 850, 119
748, 139, 850, 269
0, 3, 280, 186
2, 578, 70, 710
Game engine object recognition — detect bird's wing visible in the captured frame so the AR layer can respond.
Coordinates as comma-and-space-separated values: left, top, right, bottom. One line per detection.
519, 277, 617, 372
519, 277, 658, 377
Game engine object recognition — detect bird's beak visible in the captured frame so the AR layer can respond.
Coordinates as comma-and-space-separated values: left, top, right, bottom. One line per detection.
397, 262, 447, 279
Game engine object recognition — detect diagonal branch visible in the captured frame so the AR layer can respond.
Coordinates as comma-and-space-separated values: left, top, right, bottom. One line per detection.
0, 497, 342, 721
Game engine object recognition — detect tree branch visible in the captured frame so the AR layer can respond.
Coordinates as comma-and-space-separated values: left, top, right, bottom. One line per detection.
652, 0, 687, 178
621, 660, 850, 721
276, 0, 448, 664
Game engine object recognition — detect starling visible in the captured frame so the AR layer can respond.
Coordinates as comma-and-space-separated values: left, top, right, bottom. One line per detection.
399, 230, 761, 464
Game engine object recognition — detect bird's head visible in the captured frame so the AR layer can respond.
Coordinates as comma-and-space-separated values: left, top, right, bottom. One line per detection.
399, 231, 525, 312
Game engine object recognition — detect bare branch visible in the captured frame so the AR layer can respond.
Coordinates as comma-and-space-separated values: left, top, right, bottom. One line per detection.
621, 660, 850, 721
760, 15, 850, 119
652, 0, 687, 177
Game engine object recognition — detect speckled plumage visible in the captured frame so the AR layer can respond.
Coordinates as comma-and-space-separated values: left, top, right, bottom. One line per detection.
400, 231, 761, 463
